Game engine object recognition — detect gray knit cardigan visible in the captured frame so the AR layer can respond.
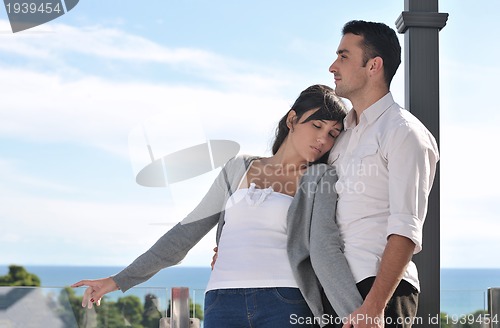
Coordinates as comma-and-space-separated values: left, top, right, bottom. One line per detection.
112, 155, 362, 321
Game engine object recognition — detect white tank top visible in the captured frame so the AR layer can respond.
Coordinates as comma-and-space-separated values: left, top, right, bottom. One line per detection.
206, 182, 298, 291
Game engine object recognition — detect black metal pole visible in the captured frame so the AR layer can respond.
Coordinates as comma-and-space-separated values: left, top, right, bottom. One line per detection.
395, 0, 448, 326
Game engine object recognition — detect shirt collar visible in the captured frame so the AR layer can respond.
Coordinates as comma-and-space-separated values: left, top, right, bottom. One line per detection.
343, 92, 395, 130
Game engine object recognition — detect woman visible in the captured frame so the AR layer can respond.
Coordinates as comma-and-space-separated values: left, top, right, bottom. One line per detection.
72, 84, 363, 327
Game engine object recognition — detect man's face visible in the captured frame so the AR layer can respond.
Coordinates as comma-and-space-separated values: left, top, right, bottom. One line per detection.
329, 33, 369, 100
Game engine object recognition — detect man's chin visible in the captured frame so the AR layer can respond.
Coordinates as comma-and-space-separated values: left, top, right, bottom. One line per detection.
333, 86, 346, 98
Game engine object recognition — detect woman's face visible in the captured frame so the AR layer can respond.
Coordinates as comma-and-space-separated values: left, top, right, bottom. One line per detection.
288, 108, 343, 163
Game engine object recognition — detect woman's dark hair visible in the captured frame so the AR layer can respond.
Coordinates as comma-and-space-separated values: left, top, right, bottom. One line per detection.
271, 84, 348, 163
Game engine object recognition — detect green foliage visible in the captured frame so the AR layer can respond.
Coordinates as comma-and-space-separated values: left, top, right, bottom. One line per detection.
191, 302, 204, 321
440, 312, 453, 328
94, 297, 129, 328
58, 287, 85, 327
166, 298, 204, 321
459, 310, 488, 328
59, 289, 192, 328
142, 294, 163, 327
116, 295, 144, 327
0, 264, 41, 286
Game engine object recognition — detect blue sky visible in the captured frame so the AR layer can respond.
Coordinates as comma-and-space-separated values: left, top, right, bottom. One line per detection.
0, 0, 498, 268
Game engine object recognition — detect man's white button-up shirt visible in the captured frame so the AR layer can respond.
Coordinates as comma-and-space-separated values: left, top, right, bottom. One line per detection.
328, 92, 439, 291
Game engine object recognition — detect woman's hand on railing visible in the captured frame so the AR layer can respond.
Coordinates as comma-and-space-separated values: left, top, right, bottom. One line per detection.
71, 277, 119, 309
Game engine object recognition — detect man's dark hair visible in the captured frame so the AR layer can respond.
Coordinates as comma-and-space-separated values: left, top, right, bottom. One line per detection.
342, 20, 401, 87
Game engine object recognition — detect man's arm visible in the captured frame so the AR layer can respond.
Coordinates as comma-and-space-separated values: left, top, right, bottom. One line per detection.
343, 235, 415, 328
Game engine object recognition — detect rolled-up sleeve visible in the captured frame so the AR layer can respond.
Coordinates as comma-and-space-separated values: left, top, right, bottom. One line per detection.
386, 123, 439, 253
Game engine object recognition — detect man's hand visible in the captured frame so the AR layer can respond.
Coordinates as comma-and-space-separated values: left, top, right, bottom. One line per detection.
343, 301, 385, 328
210, 246, 218, 270
344, 235, 415, 328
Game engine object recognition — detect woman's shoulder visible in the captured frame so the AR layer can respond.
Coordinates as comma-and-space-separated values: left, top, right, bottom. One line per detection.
222, 154, 261, 172
225, 154, 260, 165
302, 163, 337, 181
306, 163, 336, 174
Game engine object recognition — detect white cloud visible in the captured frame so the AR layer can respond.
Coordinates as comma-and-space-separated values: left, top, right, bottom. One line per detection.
0, 19, 292, 92
0, 19, 294, 161
440, 123, 500, 267
440, 56, 500, 123
0, 180, 216, 266
441, 125, 500, 199
434, 43, 500, 267
0, 158, 78, 193
0, 19, 218, 64
0, 66, 285, 160
0, 20, 294, 266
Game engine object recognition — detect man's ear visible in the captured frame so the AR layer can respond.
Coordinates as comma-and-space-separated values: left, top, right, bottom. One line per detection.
368, 56, 384, 77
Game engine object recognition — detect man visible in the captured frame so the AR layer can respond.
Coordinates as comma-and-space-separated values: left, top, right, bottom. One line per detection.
327, 20, 439, 328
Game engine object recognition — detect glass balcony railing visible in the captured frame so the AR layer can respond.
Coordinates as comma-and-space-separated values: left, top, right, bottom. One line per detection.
0, 286, 206, 328
440, 289, 495, 328
2, 286, 500, 328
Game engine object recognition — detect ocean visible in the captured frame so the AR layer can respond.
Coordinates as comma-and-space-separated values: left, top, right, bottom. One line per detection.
5, 265, 213, 291
440, 268, 500, 315
2, 265, 500, 317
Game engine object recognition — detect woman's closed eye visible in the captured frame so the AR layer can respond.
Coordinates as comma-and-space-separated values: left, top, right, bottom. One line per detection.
313, 121, 339, 139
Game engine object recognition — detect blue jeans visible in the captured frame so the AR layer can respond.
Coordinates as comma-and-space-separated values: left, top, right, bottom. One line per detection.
203, 287, 317, 328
